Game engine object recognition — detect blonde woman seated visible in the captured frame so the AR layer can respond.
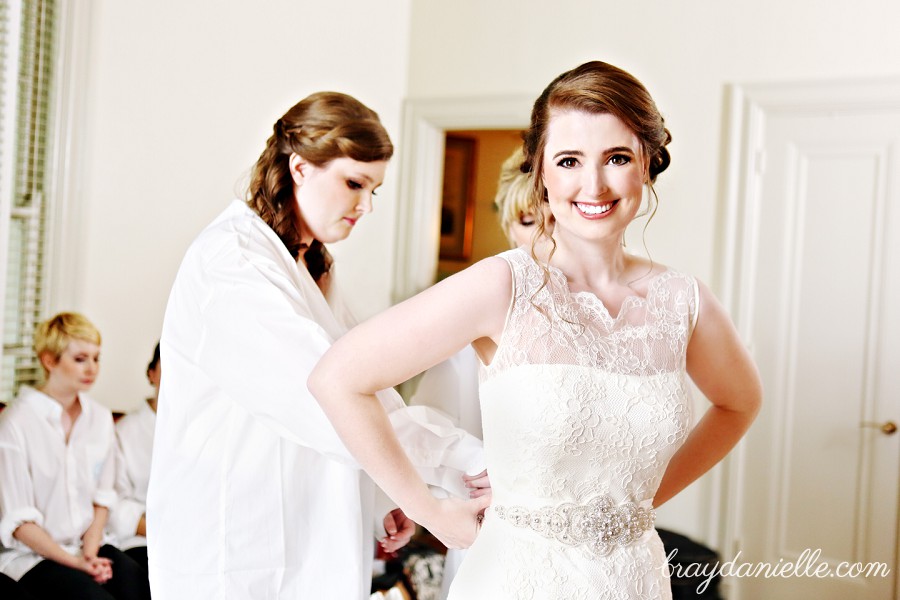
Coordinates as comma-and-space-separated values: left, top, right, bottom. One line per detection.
0, 313, 151, 600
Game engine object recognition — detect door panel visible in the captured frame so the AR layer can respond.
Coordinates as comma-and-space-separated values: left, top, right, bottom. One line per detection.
728, 86, 900, 599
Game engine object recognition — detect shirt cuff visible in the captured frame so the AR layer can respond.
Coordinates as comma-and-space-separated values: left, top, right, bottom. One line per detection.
93, 488, 117, 509
0, 506, 43, 548
109, 498, 145, 541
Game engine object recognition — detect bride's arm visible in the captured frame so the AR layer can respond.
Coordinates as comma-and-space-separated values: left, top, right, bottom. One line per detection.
654, 280, 762, 507
309, 257, 511, 548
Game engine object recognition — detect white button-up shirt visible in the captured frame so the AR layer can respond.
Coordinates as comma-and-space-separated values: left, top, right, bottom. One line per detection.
0, 386, 117, 580
109, 401, 155, 550
147, 201, 483, 600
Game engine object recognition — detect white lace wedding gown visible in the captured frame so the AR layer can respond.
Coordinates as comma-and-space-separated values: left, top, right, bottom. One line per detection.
448, 248, 698, 600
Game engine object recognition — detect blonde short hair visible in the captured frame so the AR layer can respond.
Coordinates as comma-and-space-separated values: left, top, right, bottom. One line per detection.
493, 147, 533, 243
33, 312, 101, 362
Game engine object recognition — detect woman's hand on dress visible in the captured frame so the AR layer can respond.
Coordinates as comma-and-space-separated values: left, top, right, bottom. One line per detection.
423, 495, 491, 550
380, 508, 416, 554
463, 469, 491, 499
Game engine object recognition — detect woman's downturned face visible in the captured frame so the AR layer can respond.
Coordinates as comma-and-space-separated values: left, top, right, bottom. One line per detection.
291, 156, 387, 244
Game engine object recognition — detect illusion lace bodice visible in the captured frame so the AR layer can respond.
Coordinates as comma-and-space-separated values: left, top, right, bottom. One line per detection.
449, 248, 699, 600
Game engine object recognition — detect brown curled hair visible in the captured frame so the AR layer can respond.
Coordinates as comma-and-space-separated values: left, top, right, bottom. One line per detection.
246, 92, 393, 281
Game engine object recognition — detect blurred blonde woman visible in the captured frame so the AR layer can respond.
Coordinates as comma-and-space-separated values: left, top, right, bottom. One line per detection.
494, 147, 555, 248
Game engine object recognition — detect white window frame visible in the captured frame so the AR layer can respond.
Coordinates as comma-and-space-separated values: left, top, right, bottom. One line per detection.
0, 0, 90, 403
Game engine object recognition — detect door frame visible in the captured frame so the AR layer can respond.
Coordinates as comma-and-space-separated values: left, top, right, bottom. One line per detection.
391, 95, 533, 303
717, 77, 900, 598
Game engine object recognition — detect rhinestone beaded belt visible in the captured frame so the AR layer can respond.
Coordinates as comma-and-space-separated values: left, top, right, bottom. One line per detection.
492, 495, 655, 557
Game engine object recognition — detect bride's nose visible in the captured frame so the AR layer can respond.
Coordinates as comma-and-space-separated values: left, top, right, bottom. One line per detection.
584, 165, 609, 197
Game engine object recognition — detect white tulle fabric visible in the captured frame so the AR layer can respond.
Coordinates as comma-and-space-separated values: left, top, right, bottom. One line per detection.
448, 248, 698, 600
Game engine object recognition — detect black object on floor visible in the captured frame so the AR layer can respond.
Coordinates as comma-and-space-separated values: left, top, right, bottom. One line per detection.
658, 528, 723, 599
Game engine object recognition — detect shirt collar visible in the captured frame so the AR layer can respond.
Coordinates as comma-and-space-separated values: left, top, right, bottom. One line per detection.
18, 385, 88, 424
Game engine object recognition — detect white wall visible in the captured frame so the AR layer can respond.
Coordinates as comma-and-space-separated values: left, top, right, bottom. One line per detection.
405, 0, 900, 545
69, 0, 411, 411
62, 0, 900, 550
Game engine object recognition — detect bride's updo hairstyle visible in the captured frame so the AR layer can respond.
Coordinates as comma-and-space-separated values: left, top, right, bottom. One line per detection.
521, 61, 672, 246
247, 92, 394, 281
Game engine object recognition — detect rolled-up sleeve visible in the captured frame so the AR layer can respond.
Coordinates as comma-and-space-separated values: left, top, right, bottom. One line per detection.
91, 422, 118, 509
0, 425, 44, 548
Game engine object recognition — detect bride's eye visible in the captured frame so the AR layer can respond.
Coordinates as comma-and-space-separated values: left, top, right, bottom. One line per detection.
557, 157, 579, 169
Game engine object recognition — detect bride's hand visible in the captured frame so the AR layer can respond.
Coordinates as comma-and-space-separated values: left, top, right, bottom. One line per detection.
422, 494, 492, 550
463, 469, 491, 499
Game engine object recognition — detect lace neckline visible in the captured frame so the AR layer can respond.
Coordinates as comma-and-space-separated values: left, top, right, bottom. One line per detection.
535, 254, 669, 323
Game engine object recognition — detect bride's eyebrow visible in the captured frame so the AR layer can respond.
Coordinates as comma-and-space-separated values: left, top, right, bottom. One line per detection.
604, 146, 635, 155
552, 150, 583, 159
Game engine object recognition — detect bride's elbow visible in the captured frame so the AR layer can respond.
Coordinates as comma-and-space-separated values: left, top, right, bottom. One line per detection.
307, 353, 337, 407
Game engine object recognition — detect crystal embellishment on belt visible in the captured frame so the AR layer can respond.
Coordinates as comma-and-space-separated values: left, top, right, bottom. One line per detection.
493, 495, 655, 557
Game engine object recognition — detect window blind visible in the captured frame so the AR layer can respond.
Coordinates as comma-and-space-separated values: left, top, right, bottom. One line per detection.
0, 0, 57, 404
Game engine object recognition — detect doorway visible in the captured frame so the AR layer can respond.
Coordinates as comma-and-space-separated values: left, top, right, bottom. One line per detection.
436, 129, 524, 280
391, 96, 533, 302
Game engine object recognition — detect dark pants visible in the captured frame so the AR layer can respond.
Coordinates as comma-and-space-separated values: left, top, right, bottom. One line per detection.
18, 544, 150, 600
0, 572, 38, 600
123, 547, 148, 575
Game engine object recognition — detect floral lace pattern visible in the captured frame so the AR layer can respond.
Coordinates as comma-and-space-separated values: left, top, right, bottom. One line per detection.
448, 249, 697, 600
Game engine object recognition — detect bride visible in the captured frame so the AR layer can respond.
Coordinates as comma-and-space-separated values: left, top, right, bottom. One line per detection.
310, 60, 761, 599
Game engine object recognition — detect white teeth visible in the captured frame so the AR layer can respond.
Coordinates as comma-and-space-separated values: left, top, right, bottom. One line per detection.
575, 202, 613, 215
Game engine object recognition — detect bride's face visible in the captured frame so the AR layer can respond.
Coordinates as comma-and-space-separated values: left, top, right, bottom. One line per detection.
541, 110, 646, 244
290, 155, 387, 245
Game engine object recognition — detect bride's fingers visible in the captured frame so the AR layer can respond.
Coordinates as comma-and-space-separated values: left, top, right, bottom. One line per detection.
468, 486, 492, 499
463, 470, 490, 489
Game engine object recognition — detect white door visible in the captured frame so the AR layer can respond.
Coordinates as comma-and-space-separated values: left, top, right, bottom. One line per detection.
723, 81, 900, 599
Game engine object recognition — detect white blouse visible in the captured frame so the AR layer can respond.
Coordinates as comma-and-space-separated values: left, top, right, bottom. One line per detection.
147, 200, 484, 600
0, 386, 117, 580
409, 345, 483, 440
109, 401, 156, 550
